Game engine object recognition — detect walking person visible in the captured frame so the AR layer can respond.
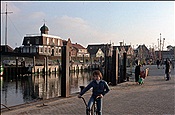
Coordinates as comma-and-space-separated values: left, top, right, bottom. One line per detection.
135, 64, 141, 83
156, 59, 160, 69
78, 70, 110, 115
165, 58, 171, 81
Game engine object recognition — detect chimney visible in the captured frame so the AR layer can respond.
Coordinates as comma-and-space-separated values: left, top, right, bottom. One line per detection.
119, 42, 123, 46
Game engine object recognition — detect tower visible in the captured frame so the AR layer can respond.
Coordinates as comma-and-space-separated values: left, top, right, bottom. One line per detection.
40, 23, 49, 35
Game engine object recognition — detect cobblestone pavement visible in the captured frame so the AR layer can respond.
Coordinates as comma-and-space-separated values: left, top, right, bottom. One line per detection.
1, 65, 175, 115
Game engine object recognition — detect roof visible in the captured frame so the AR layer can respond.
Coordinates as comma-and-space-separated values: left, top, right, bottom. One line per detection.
113, 45, 131, 52
0, 45, 14, 52
72, 43, 85, 49
40, 24, 49, 32
136, 44, 149, 51
87, 44, 111, 55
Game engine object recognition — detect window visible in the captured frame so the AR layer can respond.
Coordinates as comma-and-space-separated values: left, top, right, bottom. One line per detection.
45, 48, 47, 53
58, 39, 60, 46
56, 48, 58, 54
59, 49, 61, 53
26, 47, 29, 53
49, 48, 51, 53
33, 47, 36, 53
27, 39, 30, 44
47, 38, 49, 45
36, 38, 39, 44
40, 48, 43, 52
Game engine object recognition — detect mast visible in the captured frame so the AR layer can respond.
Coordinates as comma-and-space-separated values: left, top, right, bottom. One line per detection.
1, 2, 13, 46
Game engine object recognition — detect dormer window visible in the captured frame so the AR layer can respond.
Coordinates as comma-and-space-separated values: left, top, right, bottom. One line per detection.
27, 39, 30, 44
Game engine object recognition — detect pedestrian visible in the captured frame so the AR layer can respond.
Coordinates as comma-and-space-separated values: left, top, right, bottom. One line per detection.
165, 58, 171, 81
156, 59, 160, 69
78, 70, 110, 115
135, 64, 141, 83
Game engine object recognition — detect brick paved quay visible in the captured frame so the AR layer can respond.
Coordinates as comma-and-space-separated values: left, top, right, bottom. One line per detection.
1, 65, 175, 115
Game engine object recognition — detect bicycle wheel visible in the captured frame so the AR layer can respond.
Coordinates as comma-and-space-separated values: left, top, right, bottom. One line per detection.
86, 108, 91, 115
91, 103, 98, 115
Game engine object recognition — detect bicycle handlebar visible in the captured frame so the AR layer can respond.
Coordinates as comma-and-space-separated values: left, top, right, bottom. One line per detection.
79, 96, 102, 107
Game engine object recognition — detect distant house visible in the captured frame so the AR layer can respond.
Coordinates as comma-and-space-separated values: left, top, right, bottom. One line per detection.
71, 43, 90, 58
0, 45, 14, 53
20, 23, 65, 56
87, 44, 112, 58
135, 44, 150, 64
155, 50, 174, 61
113, 42, 134, 66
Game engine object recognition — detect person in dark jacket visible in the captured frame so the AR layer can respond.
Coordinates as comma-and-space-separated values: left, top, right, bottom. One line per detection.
156, 59, 160, 69
165, 59, 171, 81
135, 64, 141, 83
78, 70, 110, 115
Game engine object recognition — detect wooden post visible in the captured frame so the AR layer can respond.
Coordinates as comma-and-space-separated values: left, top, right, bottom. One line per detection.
61, 45, 70, 97
16, 57, 18, 76
46, 56, 48, 75
111, 49, 119, 86
16, 57, 18, 89
44, 57, 46, 74
104, 56, 108, 82
123, 53, 127, 81
33, 56, 35, 74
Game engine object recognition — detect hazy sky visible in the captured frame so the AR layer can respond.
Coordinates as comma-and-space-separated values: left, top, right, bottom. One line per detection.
1, 1, 174, 50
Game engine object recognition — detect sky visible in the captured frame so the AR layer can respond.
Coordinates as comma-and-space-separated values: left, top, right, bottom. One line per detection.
1, 1, 174, 50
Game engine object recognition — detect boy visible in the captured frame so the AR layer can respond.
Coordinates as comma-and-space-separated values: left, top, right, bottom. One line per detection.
78, 70, 110, 115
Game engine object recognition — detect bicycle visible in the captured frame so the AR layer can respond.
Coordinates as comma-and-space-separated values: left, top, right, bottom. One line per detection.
80, 96, 99, 115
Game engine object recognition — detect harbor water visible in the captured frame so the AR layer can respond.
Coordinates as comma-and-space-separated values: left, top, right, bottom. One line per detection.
0, 71, 93, 108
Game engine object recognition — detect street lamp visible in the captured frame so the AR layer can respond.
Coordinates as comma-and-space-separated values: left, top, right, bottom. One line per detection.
157, 33, 165, 62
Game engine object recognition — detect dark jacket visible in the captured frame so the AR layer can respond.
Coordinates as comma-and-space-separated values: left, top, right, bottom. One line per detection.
165, 61, 170, 74
135, 65, 140, 82
80, 80, 110, 98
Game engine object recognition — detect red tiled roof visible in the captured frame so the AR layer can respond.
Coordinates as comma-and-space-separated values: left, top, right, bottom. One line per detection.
72, 43, 85, 49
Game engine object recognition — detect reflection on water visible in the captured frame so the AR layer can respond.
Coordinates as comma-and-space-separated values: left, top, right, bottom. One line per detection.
0, 71, 93, 108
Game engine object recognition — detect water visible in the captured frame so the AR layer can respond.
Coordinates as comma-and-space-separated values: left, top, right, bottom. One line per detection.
0, 71, 93, 108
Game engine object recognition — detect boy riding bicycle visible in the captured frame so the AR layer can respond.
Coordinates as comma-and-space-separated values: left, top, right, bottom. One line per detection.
78, 70, 110, 115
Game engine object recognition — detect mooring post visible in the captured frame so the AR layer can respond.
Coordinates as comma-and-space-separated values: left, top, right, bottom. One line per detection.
123, 52, 127, 81
16, 57, 18, 89
61, 44, 70, 97
46, 56, 48, 75
16, 57, 18, 76
33, 56, 35, 74
44, 57, 46, 74
111, 49, 119, 86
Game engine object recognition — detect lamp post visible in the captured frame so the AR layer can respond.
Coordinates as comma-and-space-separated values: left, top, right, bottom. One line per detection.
157, 33, 165, 61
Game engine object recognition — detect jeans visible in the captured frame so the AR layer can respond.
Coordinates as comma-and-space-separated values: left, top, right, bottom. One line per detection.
86, 96, 102, 115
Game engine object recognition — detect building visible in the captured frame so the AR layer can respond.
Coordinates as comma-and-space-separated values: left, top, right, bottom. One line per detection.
71, 43, 90, 58
87, 44, 112, 58
155, 49, 175, 62
0, 45, 14, 53
135, 44, 150, 64
20, 23, 63, 56
113, 42, 134, 66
